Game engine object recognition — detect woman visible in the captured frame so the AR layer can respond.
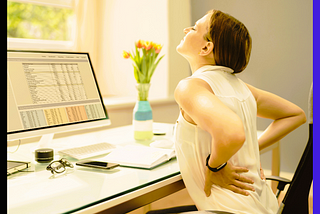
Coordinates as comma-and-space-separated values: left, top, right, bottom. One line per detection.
174, 10, 306, 213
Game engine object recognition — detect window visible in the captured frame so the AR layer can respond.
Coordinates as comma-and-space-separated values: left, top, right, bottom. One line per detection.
7, 0, 75, 50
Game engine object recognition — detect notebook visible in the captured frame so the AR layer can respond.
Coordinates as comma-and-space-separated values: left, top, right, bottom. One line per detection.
99, 145, 175, 169
7, 160, 31, 175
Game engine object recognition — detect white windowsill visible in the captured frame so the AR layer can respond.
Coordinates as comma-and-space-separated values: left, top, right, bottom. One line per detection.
103, 95, 176, 110
7, 38, 74, 51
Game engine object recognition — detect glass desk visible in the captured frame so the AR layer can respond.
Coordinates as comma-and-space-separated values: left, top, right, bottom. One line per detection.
8, 123, 184, 214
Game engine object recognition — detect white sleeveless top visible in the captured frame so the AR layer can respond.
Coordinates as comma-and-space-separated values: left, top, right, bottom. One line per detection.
174, 65, 278, 213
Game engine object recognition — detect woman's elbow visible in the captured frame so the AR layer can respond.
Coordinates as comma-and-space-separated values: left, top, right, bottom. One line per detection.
228, 124, 246, 151
297, 109, 307, 125
234, 128, 246, 147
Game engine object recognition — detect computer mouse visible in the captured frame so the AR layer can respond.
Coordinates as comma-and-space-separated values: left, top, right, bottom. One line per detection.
150, 139, 174, 149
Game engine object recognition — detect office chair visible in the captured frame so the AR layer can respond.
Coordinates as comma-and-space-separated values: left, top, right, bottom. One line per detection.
266, 83, 313, 214
146, 84, 313, 214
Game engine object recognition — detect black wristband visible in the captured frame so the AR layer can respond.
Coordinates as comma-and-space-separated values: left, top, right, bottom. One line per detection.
206, 154, 227, 172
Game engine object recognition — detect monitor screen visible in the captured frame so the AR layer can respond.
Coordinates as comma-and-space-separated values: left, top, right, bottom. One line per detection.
7, 50, 110, 140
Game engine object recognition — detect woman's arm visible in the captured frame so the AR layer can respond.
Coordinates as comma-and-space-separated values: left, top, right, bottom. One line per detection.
245, 83, 307, 150
175, 78, 246, 167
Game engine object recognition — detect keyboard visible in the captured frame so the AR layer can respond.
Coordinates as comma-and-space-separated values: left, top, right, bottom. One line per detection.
58, 142, 116, 160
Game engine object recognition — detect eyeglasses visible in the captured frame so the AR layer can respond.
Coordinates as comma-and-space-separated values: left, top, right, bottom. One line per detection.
46, 158, 74, 174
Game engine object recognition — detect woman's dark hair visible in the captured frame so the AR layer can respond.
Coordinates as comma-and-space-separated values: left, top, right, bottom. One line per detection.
205, 10, 252, 73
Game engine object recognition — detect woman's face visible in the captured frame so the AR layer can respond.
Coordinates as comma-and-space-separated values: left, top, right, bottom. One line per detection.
176, 14, 211, 59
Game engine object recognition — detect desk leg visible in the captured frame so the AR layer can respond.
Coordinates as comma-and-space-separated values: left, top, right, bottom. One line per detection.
98, 179, 186, 214
271, 142, 280, 194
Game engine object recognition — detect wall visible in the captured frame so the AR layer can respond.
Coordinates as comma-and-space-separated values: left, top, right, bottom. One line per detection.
190, 0, 313, 173
93, 0, 191, 100
94, 0, 168, 99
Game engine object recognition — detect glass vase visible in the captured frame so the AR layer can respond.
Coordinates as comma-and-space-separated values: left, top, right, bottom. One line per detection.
133, 83, 153, 140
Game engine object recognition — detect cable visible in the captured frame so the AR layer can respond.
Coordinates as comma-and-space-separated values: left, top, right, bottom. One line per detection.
8, 139, 21, 153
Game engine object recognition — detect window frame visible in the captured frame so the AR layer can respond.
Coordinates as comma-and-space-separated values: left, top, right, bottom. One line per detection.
7, 0, 75, 51
7, 38, 74, 51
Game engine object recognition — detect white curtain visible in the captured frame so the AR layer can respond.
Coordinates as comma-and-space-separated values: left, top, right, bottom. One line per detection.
73, 0, 98, 71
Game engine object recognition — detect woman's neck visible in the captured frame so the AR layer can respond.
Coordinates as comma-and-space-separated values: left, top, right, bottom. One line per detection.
187, 56, 216, 74
189, 61, 216, 74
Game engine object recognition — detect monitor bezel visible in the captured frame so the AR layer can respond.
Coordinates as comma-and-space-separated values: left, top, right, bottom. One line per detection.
7, 50, 111, 141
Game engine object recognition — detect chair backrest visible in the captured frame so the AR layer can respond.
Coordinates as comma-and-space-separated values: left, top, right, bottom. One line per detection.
279, 84, 313, 214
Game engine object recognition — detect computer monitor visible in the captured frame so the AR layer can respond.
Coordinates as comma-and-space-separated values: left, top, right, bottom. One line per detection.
7, 50, 111, 143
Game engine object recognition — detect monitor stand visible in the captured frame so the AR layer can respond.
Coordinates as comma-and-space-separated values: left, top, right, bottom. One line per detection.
30, 133, 55, 153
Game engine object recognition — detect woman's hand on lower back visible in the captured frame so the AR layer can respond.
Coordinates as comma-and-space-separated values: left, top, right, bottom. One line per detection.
204, 161, 255, 197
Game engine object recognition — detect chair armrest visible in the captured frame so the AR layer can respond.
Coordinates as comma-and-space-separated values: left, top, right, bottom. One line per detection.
266, 175, 291, 191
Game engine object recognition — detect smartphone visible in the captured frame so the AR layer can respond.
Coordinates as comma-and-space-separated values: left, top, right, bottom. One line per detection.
76, 161, 119, 170
153, 129, 166, 136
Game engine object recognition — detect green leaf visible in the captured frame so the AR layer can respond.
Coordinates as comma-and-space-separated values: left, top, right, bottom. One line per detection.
147, 55, 164, 82
132, 63, 145, 83
135, 45, 141, 64
133, 67, 139, 82
141, 56, 147, 82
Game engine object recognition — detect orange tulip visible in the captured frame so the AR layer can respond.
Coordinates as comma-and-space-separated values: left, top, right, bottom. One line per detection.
153, 43, 162, 53
135, 40, 144, 49
144, 41, 153, 50
122, 50, 130, 59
